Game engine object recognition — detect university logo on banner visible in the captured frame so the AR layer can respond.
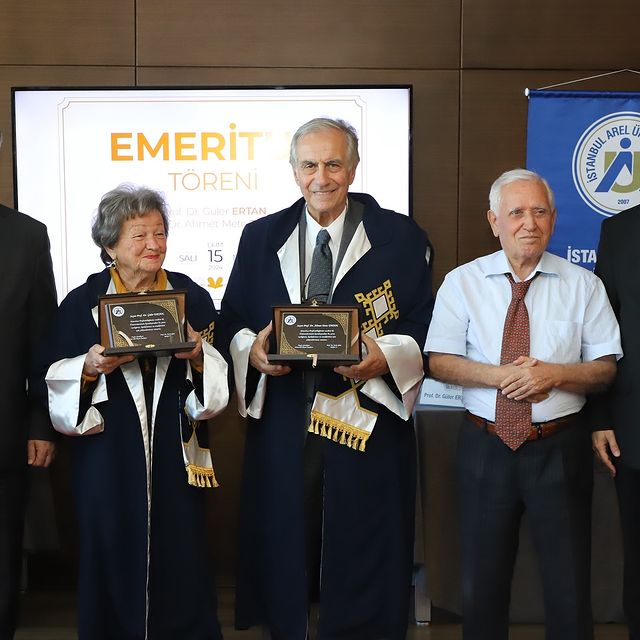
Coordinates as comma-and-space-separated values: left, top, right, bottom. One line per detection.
527, 91, 640, 270
573, 112, 640, 216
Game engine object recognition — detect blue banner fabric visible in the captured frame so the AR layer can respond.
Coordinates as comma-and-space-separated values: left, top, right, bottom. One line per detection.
526, 90, 640, 270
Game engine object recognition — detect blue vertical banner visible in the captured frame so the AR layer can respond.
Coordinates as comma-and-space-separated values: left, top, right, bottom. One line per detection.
527, 90, 640, 269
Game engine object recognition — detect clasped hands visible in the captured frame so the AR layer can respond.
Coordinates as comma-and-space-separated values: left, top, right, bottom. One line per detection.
249, 322, 389, 381
498, 355, 554, 403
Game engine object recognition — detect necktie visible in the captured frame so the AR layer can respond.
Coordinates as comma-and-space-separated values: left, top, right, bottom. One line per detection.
306, 229, 332, 303
495, 273, 535, 450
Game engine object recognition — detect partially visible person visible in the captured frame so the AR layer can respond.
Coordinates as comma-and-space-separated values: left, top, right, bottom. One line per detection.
43, 184, 229, 640
0, 128, 57, 640
222, 117, 433, 639
589, 203, 640, 640
425, 168, 621, 640
0, 131, 57, 640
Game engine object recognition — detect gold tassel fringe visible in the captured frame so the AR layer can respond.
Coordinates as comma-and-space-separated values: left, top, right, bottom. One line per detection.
308, 411, 370, 452
187, 464, 219, 488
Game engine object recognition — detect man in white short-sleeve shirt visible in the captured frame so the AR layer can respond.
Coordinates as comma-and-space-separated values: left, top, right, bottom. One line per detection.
425, 168, 621, 640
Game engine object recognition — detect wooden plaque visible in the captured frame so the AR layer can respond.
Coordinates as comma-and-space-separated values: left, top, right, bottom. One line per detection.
268, 304, 361, 367
98, 289, 195, 357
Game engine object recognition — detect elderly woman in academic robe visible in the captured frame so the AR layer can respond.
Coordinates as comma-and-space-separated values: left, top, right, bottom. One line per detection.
43, 184, 228, 640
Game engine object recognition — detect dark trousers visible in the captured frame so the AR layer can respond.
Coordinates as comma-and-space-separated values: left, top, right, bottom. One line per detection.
303, 432, 324, 605
261, 375, 322, 640
456, 418, 593, 640
303, 370, 324, 606
614, 460, 640, 640
0, 469, 27, 640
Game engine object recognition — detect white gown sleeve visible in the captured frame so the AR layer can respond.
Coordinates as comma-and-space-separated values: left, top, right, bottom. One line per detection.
46, 354, 108, 436
229, 328, 268, 418
184, 341, 230, 420
360, 334, 424, 420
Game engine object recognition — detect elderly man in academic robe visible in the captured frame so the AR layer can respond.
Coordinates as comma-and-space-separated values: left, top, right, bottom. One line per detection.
221, 117, 434, 639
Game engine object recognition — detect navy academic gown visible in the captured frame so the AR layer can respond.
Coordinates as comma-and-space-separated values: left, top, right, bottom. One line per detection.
222, 193, 433, 639
45, 269, 225, 640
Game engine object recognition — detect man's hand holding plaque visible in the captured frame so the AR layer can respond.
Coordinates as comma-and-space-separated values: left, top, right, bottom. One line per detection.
250, 323, 292, 376
333, 334, 390, 380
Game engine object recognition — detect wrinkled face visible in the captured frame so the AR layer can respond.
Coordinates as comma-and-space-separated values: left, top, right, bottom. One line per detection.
106, 210, 167, 279
487, 179, 556, 269
292, 128, 357, 224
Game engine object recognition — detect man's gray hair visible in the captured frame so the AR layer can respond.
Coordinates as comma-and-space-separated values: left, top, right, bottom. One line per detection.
91, 184, 169, 266
489, 168, 555, 213
289, 117, 360, 170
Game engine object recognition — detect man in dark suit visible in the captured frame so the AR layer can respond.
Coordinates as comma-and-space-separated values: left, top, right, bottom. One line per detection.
0, 130, 57, 639
591, 203, 640, 640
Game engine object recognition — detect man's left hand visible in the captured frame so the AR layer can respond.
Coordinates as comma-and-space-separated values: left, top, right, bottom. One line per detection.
592, 429, 620, 477
334, 334, 389, 381
27, 439, 56, 468
499, 356, 557, 400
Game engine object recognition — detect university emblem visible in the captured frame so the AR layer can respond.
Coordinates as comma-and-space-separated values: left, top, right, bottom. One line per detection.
572, 111, 640, 217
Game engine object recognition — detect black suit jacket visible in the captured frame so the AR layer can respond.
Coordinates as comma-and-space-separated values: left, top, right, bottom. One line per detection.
0, 204, 57, 471
590, 204, 640, 469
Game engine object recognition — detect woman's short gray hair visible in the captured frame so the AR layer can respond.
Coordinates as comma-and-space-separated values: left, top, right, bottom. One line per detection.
91, 184, 169, 265
289, 117, 360, 170
489, 168, 555, 213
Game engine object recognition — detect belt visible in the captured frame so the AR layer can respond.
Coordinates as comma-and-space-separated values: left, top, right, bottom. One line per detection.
465, 411, 578, 442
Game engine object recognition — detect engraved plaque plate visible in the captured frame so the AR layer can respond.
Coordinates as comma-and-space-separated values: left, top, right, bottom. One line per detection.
98, 289, 195, 357
268, 304, 361, 367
